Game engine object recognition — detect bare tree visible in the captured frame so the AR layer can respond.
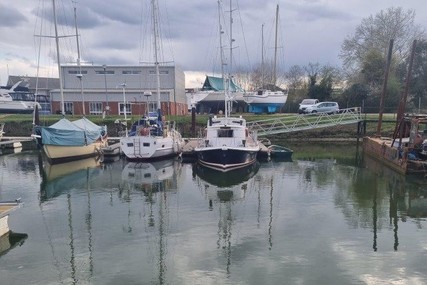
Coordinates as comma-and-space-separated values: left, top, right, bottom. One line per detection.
340, 7, 424, 72
285, 65, 305, 92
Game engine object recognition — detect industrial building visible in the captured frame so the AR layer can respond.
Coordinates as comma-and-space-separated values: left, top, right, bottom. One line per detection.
7, 64, 187, 116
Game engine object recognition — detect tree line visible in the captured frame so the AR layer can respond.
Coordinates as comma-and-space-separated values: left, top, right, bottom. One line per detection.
239, 7, 427, 114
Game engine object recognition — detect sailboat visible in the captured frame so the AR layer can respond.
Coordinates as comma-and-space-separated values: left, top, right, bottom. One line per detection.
194, 0, 260, 171
32, 1, 108, 164
120, 0, 184, 161
243, 5, 288, 114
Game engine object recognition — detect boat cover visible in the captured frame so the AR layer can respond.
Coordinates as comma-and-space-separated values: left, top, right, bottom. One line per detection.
38, 117, 107, 146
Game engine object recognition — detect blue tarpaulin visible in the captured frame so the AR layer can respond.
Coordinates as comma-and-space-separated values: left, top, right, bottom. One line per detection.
37, 117, 106, 146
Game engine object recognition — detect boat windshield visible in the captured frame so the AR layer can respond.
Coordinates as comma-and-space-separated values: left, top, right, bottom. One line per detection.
9, 92, 36, 102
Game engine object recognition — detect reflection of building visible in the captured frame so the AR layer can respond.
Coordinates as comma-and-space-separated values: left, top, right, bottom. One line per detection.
7, 64, 187, 116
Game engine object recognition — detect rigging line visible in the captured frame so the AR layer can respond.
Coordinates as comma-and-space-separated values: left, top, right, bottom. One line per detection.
160, 0, 175, 63
235, 0, 252, 72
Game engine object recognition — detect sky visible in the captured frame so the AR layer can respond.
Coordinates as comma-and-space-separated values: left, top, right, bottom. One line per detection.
0, 0, 426, 88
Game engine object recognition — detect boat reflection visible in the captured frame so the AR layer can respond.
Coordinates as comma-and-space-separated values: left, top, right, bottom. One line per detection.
120, 159, 179, 193
120, 158, 181, 284
40, 156, 102, 201
193, 162, 259, 275
0, 231, 28, 257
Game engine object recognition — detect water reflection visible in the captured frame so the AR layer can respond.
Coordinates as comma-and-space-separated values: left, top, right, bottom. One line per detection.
362, 153, 427, 251
3, 145, 427, 284
120, 158, 181, 285
38, 156, 102, 284
0, 231, 28, 257
40, 156, 102, 201
193, 162, 260, 275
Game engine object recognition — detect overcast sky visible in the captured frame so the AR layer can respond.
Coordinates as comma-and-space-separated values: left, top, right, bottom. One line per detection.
0, 0, 426, 88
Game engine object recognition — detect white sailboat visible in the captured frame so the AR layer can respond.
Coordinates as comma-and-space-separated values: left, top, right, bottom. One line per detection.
194, 0, 260, 172
32, 1, 107, 164
120, 0, 184, 161
243, 4, 288, 114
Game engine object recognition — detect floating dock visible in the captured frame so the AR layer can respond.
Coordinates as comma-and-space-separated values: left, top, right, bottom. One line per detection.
0, 136, 33, 150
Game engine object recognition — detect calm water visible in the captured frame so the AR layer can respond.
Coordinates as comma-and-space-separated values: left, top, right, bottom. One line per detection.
1, 143, 427, 285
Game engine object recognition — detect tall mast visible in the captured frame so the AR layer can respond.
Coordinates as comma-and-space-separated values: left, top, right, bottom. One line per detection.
73, 4, 85, 115
152, 0, 161, 120
52, 0, 65, 115
218, 0, 227, 117
227, 0, 234, 117
273, 4, 279, 87
261, 23, 264, 89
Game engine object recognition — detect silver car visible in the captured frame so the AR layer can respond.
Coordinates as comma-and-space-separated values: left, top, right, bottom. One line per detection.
305, 101, 339, 114
298, 99, 319, 114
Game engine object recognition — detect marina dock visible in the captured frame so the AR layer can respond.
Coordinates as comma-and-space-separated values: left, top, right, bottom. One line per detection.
0, 136, 33, 150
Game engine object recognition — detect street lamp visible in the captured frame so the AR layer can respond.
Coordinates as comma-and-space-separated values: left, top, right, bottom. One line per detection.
102, 64, 109, 114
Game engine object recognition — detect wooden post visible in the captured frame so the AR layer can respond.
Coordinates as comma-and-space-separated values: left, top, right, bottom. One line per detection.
376, 39, 394, 137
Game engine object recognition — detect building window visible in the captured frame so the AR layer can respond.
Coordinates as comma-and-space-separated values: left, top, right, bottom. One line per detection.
119, 103, 131, 116
64, 102, 74, 115
68, 70, 88, 74
149, 70, 168, 75
95, 70, 114, 75
122, 70, 141, 75
89, 102, 103, 115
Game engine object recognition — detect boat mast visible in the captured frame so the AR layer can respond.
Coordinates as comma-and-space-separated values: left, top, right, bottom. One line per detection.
152, 0, 161, 121
261, 23, 264, 89
218, 0, 227, 117
73, 3, 85, 115
273, 4, 279, 87
227, 0, 234, 117
52, 0, 65, 116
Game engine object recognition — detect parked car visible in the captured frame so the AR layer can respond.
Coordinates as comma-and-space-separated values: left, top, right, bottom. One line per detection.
298, 99, 319, 114
305, 101, 340, 114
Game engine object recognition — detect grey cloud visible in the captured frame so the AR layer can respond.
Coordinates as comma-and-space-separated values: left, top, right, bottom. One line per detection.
0, 5, 28, 27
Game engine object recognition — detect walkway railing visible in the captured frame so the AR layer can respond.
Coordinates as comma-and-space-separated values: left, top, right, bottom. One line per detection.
247, 107, 363, 137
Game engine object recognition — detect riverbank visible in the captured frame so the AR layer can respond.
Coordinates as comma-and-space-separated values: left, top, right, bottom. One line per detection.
0, 113, 396, 139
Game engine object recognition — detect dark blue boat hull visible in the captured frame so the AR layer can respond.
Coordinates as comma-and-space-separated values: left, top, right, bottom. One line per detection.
197, 148, 258, 171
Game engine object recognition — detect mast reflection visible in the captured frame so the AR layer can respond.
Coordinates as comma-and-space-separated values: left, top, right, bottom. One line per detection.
120, 158, 180, 285
193, 162, 260, 275
38, 156, 102, 283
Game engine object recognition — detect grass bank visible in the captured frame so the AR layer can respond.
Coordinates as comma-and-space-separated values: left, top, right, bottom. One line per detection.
0, 113, 397, 139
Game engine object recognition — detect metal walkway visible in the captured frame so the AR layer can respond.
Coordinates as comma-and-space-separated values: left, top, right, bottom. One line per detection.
247, 107, 363, 137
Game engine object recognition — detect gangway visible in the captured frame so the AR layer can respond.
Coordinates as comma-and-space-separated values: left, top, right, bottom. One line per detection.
247, 107, 362, 137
